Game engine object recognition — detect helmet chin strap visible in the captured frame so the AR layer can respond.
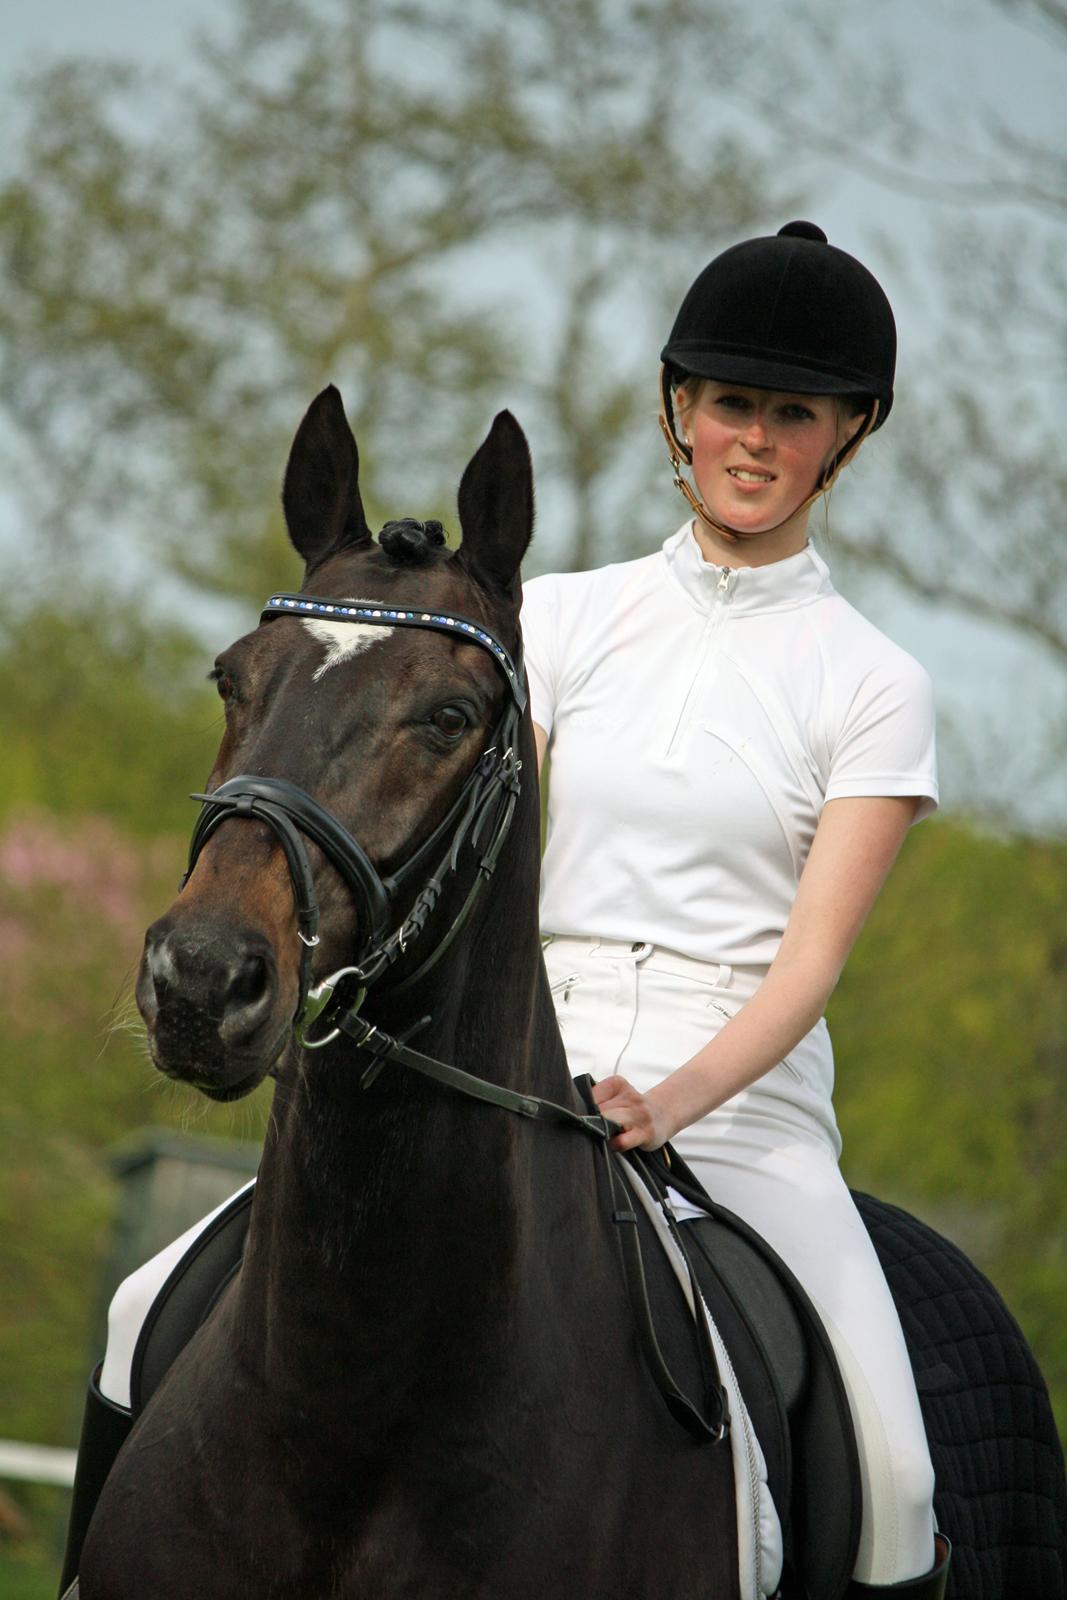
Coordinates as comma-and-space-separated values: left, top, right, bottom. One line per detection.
657, 364, 879, 545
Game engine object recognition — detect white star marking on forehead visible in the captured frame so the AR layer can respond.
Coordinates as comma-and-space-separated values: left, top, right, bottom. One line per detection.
303, 598, 395, 681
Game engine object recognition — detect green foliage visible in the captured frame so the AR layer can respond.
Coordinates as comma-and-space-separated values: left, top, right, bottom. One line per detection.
0, 601, 228, 836
0, 1526, 66, 1599
830, 816, 1067, 1436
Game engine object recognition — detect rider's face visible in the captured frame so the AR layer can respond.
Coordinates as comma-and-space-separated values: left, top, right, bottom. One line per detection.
682, 383, 860, 538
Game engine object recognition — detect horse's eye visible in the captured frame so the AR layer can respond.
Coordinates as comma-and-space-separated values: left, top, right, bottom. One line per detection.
210, 667, 237, 704
431, 705, 469, 738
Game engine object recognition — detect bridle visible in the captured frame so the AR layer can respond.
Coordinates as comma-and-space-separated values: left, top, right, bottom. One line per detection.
184, 593, 526, 1048
181, 586, 730, 1447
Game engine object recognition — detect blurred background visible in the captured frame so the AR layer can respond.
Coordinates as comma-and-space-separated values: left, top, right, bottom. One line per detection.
1, 0, 1065, 1591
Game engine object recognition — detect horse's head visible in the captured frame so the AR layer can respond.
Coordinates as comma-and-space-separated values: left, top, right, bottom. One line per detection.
137, 386, 533, 1099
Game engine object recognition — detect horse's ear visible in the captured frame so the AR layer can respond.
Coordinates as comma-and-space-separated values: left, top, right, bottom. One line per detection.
282, 386, 372, 568
454, 411, 534, 600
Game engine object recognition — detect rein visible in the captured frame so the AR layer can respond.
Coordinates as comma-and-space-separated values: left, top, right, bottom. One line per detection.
183, 587, 729, 1446
341, 1004, 731, 1444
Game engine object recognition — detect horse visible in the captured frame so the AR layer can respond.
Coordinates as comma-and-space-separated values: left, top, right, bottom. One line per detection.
74, 387, 1067, 1600
78, 388, 745, 1599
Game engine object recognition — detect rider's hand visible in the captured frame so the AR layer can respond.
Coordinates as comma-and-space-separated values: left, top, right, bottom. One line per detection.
591, 1074, 673, 1153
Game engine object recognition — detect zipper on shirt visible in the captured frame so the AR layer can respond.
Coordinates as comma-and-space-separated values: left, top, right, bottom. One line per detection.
663, 567, 737, 758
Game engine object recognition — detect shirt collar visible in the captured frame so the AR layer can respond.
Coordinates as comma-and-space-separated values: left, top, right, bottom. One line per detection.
662, 522, 835, 615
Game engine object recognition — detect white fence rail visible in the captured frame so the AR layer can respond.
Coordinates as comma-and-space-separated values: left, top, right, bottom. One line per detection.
0, 1439, 77, 1487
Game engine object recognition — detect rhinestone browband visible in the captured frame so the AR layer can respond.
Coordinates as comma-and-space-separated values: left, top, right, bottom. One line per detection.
261, 593, 526, 711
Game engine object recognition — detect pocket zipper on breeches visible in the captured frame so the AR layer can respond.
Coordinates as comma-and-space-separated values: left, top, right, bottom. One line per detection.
550, 973, 580, 1003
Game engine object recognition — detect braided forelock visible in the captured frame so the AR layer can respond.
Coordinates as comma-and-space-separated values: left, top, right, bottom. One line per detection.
378, 518, 447, 567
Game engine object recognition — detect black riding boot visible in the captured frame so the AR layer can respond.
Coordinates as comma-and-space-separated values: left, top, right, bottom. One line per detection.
843, 1534, 951, 1598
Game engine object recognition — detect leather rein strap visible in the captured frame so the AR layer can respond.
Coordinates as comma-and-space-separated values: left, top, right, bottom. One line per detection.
182, 590, 728, 1446
340, 1013, 731, 1444
597, 1122, 730, 1445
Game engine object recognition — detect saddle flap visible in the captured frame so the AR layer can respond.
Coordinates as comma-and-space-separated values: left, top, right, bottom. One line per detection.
130, 1184, 254, 1415
641, 1147, 863, 1600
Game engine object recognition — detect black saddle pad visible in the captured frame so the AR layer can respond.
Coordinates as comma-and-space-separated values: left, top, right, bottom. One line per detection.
854, 1192, 1067, 1600
130, 1183, 253, 1414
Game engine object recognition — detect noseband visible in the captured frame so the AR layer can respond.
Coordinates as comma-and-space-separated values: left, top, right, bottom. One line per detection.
183, 593, 526, 1046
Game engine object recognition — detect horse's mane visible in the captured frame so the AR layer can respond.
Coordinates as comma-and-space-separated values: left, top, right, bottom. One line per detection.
378, 518, 447, 566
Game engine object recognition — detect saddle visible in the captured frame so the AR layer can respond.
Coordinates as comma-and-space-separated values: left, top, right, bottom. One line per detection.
628, 1146, 861, 1600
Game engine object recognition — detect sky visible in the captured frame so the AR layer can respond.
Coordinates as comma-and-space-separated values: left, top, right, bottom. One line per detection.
3, 0, 1065, 831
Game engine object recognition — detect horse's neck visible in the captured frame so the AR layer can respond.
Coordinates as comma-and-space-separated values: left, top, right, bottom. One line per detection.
237, 803, 582, 1399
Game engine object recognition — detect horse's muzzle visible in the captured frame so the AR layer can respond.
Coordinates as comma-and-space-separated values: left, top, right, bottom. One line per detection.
137, 912, 289, 1095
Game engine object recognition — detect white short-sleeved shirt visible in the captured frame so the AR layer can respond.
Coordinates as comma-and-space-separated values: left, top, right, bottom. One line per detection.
522, 523, 938, 970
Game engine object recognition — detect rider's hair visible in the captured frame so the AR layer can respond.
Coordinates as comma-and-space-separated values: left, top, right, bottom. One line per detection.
379, 518, 447, 566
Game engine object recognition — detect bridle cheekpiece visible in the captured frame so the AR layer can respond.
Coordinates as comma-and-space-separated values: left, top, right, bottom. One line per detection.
183, 592, 526, 1048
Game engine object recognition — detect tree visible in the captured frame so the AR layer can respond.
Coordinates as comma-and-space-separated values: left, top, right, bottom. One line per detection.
4, 0, 1065, 831
829, 816, 1067, 1439
725, 0, 1067, 829
0, 0, 795, 618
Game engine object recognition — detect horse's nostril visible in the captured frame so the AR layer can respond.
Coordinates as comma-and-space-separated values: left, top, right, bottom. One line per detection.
229, 953, 270, 1009
141, 921, 281, 1052
218, 946, 277, 1045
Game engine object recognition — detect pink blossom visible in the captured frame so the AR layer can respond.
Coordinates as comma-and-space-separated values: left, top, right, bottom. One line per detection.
0, 815, 145, 941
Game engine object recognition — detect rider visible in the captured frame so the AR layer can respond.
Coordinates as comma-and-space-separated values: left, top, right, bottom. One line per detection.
521, 221, 950, 1596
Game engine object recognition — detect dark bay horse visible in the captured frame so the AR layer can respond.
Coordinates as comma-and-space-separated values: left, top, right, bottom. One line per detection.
79, 390, 742, 1599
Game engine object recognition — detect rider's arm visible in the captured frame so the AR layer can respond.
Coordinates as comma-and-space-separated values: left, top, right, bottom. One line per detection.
533, 722, 548, 774
594, 794, 920, 1151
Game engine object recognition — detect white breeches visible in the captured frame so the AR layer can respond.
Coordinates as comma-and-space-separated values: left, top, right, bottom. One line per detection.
544, 935, 936, 1586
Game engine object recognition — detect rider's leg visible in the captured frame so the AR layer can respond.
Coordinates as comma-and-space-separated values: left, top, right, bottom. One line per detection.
543, 936, 940, 1588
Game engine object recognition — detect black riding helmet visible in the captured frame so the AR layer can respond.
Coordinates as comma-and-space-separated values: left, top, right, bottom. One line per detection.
658, 221, 896, 537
